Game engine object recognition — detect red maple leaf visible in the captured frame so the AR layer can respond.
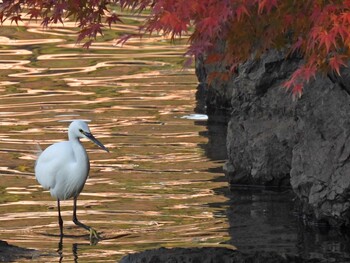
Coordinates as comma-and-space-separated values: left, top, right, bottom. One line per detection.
290, 37, 303, 54
258, 0, 278, 14
329, 54, 348, 75
302, 65, 317, 83
82, 40, 93, 49
105, 13, 122, 28
197, 16, 219, 37
282, 63, 317, 98
10, 15, 22, 25
116, 33, 137, 46
340, 11, 350, 24
41, 17, 50, 28
28, 8, 41, 21
318, 30, 337, 53
235, 4, 250, 21
292, 83, 303, 99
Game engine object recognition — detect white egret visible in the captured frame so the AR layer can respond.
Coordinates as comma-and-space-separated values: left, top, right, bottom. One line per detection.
35, 120, 109, 241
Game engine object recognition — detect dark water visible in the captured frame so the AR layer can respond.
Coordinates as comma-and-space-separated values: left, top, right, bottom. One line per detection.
0, 16, 349, 263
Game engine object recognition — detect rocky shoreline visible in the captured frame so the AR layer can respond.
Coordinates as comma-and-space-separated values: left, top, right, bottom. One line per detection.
120, 247, 322, 263
196, 48, 350, 229
0, 240, 40, 262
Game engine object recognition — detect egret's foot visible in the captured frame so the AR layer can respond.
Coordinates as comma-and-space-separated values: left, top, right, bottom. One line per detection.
72, 216, 100, 243
89, 227, 101, 244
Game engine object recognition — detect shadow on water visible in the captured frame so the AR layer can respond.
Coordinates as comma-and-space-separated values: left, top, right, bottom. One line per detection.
195, 84, 350, 261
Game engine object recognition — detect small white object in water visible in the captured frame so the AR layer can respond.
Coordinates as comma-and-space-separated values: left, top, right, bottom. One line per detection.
180, 114, 208, 120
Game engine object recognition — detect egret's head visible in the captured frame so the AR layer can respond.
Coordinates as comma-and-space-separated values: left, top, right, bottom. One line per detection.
69, 120, 109, 152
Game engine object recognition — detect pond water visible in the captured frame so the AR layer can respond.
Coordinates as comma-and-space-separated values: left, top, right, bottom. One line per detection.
0, 15, 350, 263
0, 17, 232, 262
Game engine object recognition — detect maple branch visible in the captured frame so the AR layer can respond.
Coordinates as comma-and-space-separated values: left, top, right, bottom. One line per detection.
1, 0, 350, 97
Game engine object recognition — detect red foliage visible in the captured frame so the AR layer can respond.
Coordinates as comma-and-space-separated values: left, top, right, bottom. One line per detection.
2, 0, 350, 96
329, 54, 348, 75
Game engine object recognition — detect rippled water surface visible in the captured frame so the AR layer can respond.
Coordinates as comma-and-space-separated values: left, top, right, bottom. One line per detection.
2, 15, 350, 263
0, 18, 232, 262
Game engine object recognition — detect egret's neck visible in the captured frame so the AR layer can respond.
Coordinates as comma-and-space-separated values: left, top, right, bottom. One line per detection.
68, 133, 89, 165
68, 129, 79, 142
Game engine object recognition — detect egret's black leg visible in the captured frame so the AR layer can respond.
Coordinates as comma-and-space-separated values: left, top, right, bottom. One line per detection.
57, 199, 64, 237
72, 197, 89, 230
57, 200, 64, 259
72, 197, 100, 242
57, 235, 63, 262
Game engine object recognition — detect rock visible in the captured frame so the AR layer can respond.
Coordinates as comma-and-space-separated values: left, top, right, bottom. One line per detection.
119, 247, 317, 263
0, 240, 39, 262
196, 47, 350, 227
290, 76, 350, 227
208, 49, 301, 187
196, 42, 237, 112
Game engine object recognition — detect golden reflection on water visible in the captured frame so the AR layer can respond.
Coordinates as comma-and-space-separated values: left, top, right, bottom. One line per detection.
0, 18, 231, 262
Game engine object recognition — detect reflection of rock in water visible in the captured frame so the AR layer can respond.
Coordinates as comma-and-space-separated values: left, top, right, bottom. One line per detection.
120, 247, 312, 263
120, 247, 235, 263
194, 83, 207, 114
0, 240, 40, 261
224, 188, 298, 253
195, 86, 229, 163
296, 222, 350, 262
198, 113, 228, 163
212, 186, 350, 262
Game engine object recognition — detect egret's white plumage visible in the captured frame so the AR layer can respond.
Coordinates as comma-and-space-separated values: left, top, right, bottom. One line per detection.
35, 121, 91, 200
35, 120, 109, 241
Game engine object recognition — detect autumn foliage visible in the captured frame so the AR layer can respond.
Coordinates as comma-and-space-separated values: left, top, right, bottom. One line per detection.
1, 0, 350, 96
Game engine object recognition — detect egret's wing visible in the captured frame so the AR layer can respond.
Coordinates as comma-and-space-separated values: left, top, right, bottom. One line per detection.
35, 141, 74, 190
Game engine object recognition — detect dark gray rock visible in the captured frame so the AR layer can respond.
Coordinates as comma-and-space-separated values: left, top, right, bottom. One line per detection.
291, 76, 350, 227
195, 42, 236, 111
221, 50, 300, 187
0, 240, 39, 262
196, 47, 350, 227
120, 247, 317, 263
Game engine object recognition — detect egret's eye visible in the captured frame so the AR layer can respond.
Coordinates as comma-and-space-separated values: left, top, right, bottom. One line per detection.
79, 129, 83, 133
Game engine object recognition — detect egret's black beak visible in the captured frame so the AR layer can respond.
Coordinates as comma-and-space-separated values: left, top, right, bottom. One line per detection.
84, 132, 109, 152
